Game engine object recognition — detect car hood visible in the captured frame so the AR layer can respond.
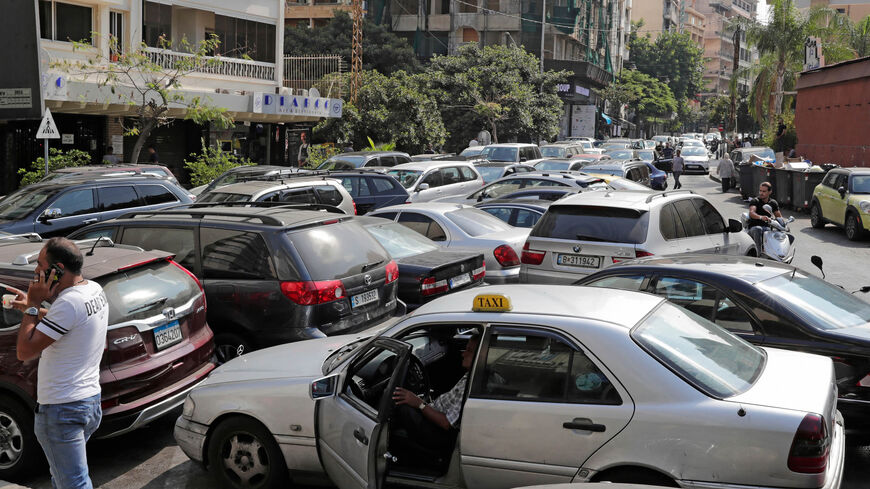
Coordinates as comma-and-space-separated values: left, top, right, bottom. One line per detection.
683, 156, 709, 162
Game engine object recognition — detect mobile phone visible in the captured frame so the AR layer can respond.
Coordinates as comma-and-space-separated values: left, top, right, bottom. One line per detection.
49, 263, 64, 282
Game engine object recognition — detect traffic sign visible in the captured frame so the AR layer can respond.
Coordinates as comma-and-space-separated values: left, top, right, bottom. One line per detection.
35, 108, 60, 139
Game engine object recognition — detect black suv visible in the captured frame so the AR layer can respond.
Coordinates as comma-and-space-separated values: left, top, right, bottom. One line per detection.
69, 204, 400, 362
0, 176, 193, 238
0, 234, 214, 480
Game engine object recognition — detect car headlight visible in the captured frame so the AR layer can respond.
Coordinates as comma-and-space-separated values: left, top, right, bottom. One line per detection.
182, 396, 195, 419
859, 200, 870, 214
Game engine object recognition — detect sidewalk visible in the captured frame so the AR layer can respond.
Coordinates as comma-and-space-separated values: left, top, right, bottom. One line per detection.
0, 482, 28, 488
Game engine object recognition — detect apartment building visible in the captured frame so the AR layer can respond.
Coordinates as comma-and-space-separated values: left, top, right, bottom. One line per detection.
696, 0, 757, 98
683, 1, 706, 45
0, 0, 342, 193
799, 0, 870, 23
633, 0, 681, 39
285, 0, 354, 28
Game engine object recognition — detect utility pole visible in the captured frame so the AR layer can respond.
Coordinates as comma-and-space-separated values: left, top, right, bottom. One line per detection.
540, 0, 546, 73
350, 0, 363, 104
729, 26, 741, 140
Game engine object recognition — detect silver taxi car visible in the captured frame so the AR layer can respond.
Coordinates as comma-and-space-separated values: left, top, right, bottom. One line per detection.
174, 286, 845, 489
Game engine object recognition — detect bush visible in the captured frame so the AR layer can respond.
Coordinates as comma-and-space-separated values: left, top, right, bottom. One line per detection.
184, 140, 255, 187
18, 148, 93, 187
305, 144, 341, 169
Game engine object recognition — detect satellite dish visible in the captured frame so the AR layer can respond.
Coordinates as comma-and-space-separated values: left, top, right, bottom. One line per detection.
308, 87, 321, 99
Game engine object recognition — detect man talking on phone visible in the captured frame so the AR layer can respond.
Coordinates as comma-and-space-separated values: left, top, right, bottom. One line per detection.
10, 237, 107, 489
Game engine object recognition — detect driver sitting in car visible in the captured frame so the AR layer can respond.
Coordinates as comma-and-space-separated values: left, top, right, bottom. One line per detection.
391, 334, 479, 467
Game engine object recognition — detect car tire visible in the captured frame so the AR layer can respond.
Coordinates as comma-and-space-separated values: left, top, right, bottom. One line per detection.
214, 333, 252, 365
810, 202, 825, 229
845, 211, 865, 241
207, 416, 289, 489
0, 396, 45, 482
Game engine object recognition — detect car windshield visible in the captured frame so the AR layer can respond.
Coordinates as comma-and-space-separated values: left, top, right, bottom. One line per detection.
851, 175, 870, 193
757, 271, 870, 330
533, 205, 648, 243
606, 150, 634, 159
460, 147, 484, 157
474, 180, 524, 200
387, 169, 422, 189
0, 187, 57, 220
196, 192, 251, 203
749, 148, 776, 161
580, 142, 593, 149
482, 147, 519, 162
289, 221, 389, 280
445, 208, 513, 236
318, 158, 362, 171
632, 302, 765, 398
682, 147, 707, 156
365, 221, 440, 259
535, 160, 571, 171
638, 150, 655, 160
475, 166, 507, 184
540, 147, 567, 157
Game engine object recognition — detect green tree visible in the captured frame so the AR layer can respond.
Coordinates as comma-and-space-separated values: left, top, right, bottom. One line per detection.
703, 96, 731, 130
284, 12, 420, 75
55, 37, 235, 166
183, 140, 255, 187
314, 70, 446, 154
608, 70, 677, 137
424, 44, 568, 149
628, 27, 705, 103
850, 15, 870, 57
18, 148, 92, 186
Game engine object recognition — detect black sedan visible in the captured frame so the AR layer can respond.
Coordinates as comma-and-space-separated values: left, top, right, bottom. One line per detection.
574, 254, 870, 431
358, 217, 484, 309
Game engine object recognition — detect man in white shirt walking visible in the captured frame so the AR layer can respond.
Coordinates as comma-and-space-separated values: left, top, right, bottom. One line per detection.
672, 149, 685, 189
12, 238, 108, 489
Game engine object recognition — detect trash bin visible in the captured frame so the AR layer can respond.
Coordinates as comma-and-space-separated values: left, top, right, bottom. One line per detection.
774, 168, 793, 207
738, 163, 754, 199
792, 171, 826, 211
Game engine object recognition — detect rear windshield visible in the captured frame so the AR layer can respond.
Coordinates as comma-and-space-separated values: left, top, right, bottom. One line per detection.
476, 166, 507, 183
100, 260, 201, 324
365, 221, 439, 259
460, 147, 484, 157
482, 147, 518, 162
196, 192, 250, 203
540, 147, 566, 157
387, 169, 422, 189
289, 221, 389, 280
0, 187, 57, 220
445, 208, 513, 236
632, 302, 765, 398
582, 166, 623, 176
535, 161, 571, 171
757, 272, 870, 330
533, 205, 649, 244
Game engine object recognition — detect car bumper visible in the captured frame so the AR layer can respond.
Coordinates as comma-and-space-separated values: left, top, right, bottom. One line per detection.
678, 411, 845, 489
483, 267, 520, 285
520, 266, 595, 284
174, 415, 209, 464
683, 163, 709, 173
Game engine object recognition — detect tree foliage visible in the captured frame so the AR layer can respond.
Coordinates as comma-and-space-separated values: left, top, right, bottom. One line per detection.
628, 25, 705, 103
19, 148, 93, 186
284, 12, 420, 75
184, 139, 255, 187
425, 44, 568, 148
54, 36, 234, 165
606, 69, 677, 136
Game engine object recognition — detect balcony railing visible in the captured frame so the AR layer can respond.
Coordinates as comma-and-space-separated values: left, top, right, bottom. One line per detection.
283, 55, 345, 98
144, 47, 276, 81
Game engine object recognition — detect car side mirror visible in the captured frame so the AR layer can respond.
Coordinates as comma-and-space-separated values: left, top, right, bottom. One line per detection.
727, 219, 743, 233
416, 183, 430, 192
310, 375, 339, 400
39, 208, 61, 222
838, 186, 846, 198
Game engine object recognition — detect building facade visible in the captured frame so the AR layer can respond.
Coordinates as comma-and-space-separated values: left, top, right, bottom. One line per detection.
696, 0, 758, 99
633, 0, 681, 39
1, 0, 341, 194
800, 0, 870, 23
285, 0, 354, 28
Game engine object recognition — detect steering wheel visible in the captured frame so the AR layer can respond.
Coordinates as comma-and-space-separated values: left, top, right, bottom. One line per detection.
403, 354, 431, 402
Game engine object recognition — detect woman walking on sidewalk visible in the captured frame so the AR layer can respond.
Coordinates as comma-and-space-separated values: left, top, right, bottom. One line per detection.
718, 155, 735, 192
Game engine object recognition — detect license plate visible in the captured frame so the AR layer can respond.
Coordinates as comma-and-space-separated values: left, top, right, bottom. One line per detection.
351, 289, 379, 308
557, 253, 601, 268
154, 320, 182, 351
449, 273, 471, 288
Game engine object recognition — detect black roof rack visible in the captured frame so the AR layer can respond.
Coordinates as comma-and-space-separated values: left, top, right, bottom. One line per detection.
181, 202, 344, 213
117, 202, 344, 225
645, 189, 695, 203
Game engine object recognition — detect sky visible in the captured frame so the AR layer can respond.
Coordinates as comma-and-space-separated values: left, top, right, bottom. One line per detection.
757, 0, 769, 23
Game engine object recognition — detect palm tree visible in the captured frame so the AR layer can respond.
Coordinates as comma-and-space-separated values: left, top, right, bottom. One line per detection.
851, 16, 870, 58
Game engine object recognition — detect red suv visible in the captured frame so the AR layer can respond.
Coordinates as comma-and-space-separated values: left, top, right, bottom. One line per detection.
0, 234, 215, 481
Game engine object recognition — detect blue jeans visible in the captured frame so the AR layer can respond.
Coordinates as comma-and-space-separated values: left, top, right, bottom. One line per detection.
34, 394, 102, 489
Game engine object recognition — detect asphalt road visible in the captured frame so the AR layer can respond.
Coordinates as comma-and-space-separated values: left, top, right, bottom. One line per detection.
8, 170, 870, 489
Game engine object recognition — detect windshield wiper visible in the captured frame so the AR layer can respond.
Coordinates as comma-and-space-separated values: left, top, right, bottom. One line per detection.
575, 234, 606, 242
128, 296, 168, 314
361, 260, 385, 272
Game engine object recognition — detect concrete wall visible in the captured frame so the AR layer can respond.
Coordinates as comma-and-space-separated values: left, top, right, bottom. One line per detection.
795, 59, 870, 167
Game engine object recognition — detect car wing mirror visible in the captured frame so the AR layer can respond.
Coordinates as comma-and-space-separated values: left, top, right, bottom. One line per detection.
416, 183, 430, 192
727, 218, 743, 233
39, 208, 61, 222
787, 216, 795, 223
310, 375, 340, 400
838, 186, 846, 198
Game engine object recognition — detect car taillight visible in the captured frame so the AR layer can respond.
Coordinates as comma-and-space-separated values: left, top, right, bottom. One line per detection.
521, 241, 545, 265
170, 260, 206, 310
385, 260, 399, 284
421, 277, 449, 296
353, 201, 358, 215
788, 414, 829, 474
612, 250, 654, 264
493, 244, 520, 267
281, 280, 346, 305
472, 261, 485, 281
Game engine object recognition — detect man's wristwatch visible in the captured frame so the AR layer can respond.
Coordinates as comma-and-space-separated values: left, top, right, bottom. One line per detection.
418, 401, 426, 411
24, 307, 39, 317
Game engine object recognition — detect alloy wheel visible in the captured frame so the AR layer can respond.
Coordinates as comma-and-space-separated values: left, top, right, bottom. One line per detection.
0, 411, 24, 470
219, 432, 270, 488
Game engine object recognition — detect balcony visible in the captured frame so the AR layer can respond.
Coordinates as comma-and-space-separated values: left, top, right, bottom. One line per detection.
144, 47, 276, 82
544, 59, 613, 86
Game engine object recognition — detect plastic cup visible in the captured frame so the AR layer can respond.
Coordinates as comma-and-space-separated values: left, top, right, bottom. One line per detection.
1, 294, 14, 309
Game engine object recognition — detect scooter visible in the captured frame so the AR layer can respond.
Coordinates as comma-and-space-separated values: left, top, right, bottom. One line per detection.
741, 204, 796, 263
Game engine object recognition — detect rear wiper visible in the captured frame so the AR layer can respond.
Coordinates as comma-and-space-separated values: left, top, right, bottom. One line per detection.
575, 234, 606, 242
361, 260, 385, 272
128, 297, 168, 314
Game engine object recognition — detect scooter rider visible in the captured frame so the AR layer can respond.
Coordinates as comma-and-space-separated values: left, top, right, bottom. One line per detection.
747, 181, 783, 253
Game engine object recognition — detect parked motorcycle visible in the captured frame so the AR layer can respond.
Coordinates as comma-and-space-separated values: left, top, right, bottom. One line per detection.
742, 204, 796, 263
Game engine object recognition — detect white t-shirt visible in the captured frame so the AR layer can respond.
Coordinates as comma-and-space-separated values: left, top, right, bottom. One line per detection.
36, 281, 108, 405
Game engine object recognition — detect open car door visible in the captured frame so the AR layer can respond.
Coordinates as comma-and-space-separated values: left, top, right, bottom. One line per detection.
316, 337, 412, 489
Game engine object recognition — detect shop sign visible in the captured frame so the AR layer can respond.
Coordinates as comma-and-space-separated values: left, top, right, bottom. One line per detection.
252, 93, 343, 118
575, 85, 590, 97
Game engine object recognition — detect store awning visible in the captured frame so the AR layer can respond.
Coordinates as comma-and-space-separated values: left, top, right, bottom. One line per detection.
601, 113, 613, 124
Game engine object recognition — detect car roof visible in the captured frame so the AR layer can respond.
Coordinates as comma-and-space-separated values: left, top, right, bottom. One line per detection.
376, 202, 472, 213
106, 205, 347, 229
389, 160, 474, 171
484, 143, 537, 148
409, 284, 663, 328
20, 176, 176, 189
476, 162, 524, 168
329, 151, 410, 158
735, 146, 773, 152
201, 177, 339, 194
602, 254, 795, 284
476, 199, 552, 210
836, 167, 870, 174
556, 189, 696, 209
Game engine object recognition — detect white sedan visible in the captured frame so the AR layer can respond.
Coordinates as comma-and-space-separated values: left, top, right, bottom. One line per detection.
680, 146, 712, 173
174, 286, 845, 489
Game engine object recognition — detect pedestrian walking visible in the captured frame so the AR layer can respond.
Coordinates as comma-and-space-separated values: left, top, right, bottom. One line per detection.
10, 238, 108, 489
672, 149, 684, 189
147, 146, 159, 163
718, 155, 735, 192
661, 143, 674, 160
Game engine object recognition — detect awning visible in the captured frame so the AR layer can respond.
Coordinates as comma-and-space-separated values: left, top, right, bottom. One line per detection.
601, 113, 613, 124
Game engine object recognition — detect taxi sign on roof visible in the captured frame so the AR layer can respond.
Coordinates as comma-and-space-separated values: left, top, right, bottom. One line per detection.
472, 293, 512, 312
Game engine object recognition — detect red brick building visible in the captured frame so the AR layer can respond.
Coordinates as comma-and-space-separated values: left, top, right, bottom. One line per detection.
795, 57, 870, 168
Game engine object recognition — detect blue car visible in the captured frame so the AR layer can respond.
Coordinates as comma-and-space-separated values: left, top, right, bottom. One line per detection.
331, 171, 410, 214
643, 161, 668, 190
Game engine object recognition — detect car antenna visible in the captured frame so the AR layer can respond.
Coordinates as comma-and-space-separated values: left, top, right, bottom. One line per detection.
86, 236, 108, 256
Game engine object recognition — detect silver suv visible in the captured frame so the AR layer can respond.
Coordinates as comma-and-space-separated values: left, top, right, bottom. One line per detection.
195, 176, 356, 214
520, 190, 755, 284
